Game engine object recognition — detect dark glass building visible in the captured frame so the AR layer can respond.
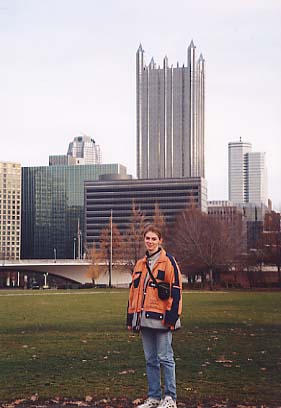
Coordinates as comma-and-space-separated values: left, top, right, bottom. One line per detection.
85, 177, 207, 247
21, 164, 127, 259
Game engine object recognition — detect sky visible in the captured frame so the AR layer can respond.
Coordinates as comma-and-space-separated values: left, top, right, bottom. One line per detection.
0, 0, 281, 209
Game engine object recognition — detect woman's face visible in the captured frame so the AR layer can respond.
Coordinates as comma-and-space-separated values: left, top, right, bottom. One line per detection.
144, 231, 162, 254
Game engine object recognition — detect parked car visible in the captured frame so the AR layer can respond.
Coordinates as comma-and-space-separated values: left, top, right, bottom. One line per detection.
31, 281, 40, 290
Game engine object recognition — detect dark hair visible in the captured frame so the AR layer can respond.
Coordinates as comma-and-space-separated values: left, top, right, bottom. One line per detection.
143, 224, 162, 240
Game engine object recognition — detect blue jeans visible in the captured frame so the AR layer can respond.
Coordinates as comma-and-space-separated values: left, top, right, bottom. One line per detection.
141, 328, 176, 400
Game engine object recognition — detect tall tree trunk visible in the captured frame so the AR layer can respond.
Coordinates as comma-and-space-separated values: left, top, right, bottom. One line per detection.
209, 267, 213, 290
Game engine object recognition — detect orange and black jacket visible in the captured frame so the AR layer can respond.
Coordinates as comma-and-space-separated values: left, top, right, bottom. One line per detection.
127, 249, 182, 330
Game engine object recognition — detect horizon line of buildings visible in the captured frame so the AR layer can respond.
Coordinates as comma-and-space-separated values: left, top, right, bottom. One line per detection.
0, 42, 275, 265
0, 135, 272, 262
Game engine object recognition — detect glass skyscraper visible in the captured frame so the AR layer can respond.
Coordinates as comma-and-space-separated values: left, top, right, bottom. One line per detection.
21, 164, 127, 259
136, 41, 205, 179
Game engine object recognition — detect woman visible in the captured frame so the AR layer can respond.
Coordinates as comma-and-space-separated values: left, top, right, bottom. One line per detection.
127, 225, 182, 408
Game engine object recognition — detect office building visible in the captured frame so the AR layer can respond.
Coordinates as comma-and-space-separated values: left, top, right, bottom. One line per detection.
246, 152, 267, 205
49, 155, 68, 166
0, 161, 21, 260
85, 176, 207, 246
136, 41, 205, 179
208, 200, 246, 250
49, 135, 102, 166
241, 203, 268, 250
208, 200, 269, 250
21, 164, 127, 259
228, 140, 267, 205
208, 200, 245, 227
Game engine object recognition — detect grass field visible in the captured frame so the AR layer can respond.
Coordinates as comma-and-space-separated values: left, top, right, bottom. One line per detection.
0, 290, 280, 405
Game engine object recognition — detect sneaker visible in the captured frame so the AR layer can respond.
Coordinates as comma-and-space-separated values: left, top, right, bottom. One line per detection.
158, 396, 177, 408
137, 398, 161, 408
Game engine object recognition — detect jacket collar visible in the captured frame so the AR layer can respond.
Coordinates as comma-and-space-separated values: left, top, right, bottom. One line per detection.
141, 248, 166, 264
145, 247, 162, 259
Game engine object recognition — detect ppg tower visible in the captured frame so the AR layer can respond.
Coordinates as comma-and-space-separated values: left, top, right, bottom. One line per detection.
136, 41, 205, 179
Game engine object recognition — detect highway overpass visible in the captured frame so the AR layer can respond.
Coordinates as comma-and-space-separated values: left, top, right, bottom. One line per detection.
0, 259, 131, 286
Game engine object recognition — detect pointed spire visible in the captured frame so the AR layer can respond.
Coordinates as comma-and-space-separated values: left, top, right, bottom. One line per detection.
199, 53, 204, 62
163, 55, 168, 68
149, 57, 155, 69
189, 39, 196, 48
188, 39, 196, 67
138, 43, 143, 52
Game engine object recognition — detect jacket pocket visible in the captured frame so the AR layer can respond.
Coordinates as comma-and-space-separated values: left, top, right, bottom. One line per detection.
157, 269, 165, 280
133, 271, 142, 288
145, 311, 164, 320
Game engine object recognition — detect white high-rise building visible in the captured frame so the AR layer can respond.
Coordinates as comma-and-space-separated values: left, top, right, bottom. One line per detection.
246, 152, 267, 204
49, 135, 102, 166
228, 140, 267, 205
228, 141, 252, 203
67, 135, 101, 165
136, 41, 205, 179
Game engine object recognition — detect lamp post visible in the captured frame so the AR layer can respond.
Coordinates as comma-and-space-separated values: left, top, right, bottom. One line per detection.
109, 209, 113, 288
2, 246, 5, 267
276, 232, 281, 288
44, 272, 48, 288
77, 229, 82, 259
73, 237, 76, 260
79, 230, 82, 259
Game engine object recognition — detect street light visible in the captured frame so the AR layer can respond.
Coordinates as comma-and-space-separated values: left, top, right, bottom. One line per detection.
109, 209, 113, 288
79, 230, 82, 259
77, 229, 82, 259
73, 237, 76, 260
53, 247, 57, 263
2, 246, 5, 266
44, 272, 48, 288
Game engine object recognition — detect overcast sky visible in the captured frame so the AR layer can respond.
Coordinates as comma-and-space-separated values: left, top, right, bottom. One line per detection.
1, 0, 280, 209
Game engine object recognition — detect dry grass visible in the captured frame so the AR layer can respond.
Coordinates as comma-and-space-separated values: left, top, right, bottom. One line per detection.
0, 290, 280, 405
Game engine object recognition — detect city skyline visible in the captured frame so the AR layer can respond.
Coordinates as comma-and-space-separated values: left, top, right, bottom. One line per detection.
0, 1, 280, 208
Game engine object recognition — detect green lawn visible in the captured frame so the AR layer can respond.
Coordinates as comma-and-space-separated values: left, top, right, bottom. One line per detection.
0, 290, 280, 405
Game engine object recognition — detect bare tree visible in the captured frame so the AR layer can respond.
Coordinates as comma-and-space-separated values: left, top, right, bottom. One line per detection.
122, 202, 167, 272
86, 243, 103, 285
267, 233, 281, 287
123, 201, 146, 271
170, 208, 242, 288
258, 233, 281, 288
153, 203, 166, 233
